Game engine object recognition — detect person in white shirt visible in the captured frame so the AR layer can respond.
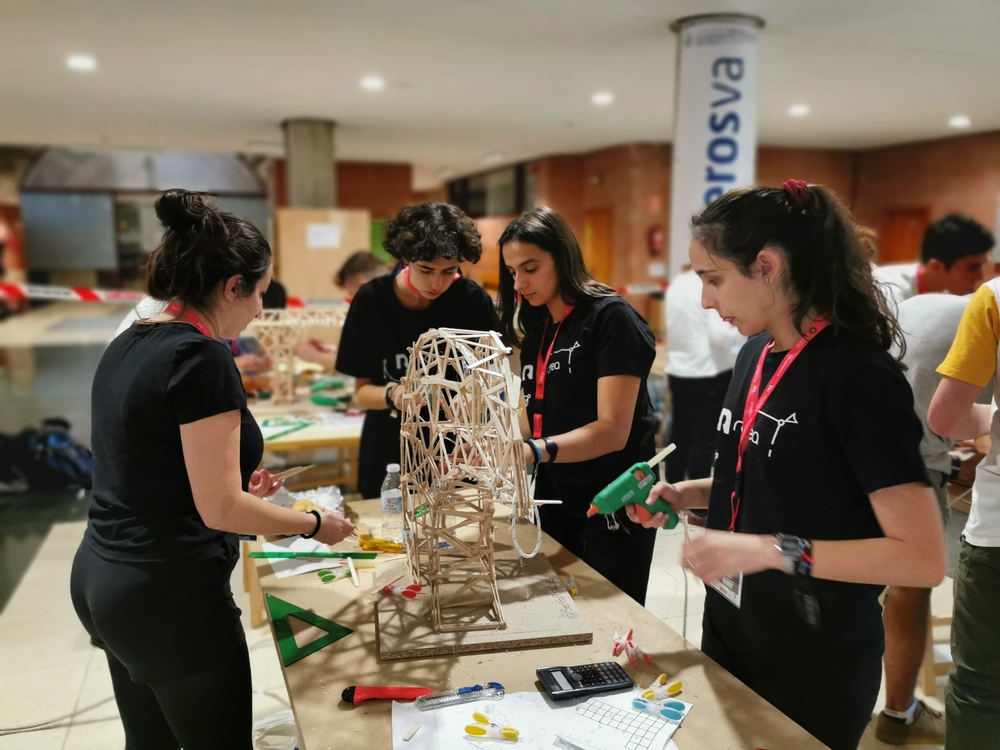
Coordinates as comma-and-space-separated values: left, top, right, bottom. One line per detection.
664, 268, 745, 483
875, 214, 993, 309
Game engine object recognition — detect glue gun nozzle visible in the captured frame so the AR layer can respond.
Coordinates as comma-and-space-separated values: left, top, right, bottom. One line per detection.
586, 504, 599, 518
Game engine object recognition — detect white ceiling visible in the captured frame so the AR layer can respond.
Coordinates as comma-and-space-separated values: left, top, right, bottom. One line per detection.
2, 0, 1000, 189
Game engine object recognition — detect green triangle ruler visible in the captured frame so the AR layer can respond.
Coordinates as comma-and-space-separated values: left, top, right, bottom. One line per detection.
265, 594, 354, 667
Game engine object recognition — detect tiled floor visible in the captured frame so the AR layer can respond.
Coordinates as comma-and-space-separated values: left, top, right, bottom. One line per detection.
0, 518, 951, 749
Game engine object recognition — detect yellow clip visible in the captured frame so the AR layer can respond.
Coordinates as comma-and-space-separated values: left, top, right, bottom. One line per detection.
559, 574, 578, 597
642, 674, 683, 700
466, 712, 519, 741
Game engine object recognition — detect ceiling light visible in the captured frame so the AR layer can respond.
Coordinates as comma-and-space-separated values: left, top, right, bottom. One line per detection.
949, 115, 971, 129
360, 76, 385, 91
481, 151, 506, 166
591, 91, 614, 107
67, 54, 96, 72
788, 104, 810, 117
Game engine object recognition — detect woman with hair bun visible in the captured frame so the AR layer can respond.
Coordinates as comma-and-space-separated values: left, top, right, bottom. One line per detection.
71, 189, 354, 749
631, 181, 947, 750
335, 202, 499, 499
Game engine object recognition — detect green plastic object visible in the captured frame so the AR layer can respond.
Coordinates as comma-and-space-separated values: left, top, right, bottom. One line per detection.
311, 379, 346, 393
265, 594, 353, 667
311, 393, 352, 407
587, 446, 679, 529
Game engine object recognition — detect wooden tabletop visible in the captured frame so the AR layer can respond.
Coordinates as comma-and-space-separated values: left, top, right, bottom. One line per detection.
0, 301, 133, 347
249, 499, 827, 750
249, 392, 363, 452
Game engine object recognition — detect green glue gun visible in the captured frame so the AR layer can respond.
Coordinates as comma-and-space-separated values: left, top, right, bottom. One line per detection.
587, 444, 678, 528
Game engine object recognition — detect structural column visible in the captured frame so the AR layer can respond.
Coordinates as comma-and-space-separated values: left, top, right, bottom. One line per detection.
667, 14, 764, 280
282, 118, 336, 208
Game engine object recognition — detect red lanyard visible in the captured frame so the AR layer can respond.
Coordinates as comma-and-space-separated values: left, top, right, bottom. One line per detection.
532, 305, 574, 439
165, 301, 212, 338
729, 317, 830, 532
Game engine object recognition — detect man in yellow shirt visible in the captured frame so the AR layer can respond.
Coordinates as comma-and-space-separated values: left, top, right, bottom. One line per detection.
928, 280, 1000, 748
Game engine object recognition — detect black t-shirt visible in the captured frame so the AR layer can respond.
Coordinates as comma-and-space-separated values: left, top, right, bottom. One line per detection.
704, 327, 927, 664
335, 274, 500, 498
85, 323, 263, 564
520, 296, 657, 513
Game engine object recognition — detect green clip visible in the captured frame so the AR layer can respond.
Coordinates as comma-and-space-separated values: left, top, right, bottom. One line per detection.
250, 551, 377, 560
317, 569, 352, 584
265, 594, 353, 667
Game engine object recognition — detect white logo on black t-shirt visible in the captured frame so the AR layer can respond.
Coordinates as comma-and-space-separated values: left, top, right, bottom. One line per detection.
756, 410, 799, 457
522, 364, 534, 382
383, 354, 410, 381
717, 407, 799, 458
552, 341, 581, 373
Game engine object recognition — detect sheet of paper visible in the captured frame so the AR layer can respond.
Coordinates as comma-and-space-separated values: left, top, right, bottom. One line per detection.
306, 222, 342, 249
261, 536, 342, 579
390, 690, 689, 750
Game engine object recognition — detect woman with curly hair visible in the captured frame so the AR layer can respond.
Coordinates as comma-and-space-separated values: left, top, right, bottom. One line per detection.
335, 202, 499, 499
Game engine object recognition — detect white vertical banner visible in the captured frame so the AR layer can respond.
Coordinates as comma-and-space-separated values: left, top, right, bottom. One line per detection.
668, 15, 763, 281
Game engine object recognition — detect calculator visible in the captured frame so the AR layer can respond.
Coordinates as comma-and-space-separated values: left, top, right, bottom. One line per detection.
536, 661, 634, 700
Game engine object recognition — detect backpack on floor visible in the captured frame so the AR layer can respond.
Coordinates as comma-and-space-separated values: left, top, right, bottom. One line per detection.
0, 418, 93, 492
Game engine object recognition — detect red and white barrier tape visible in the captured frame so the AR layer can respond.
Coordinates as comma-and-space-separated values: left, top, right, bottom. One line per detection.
0, 282, 146, 304
0, 280, 666, 306
0, 282, 311, 308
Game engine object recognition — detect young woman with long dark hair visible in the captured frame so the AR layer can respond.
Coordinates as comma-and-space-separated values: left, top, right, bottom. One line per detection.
336, 202, 499, 499
632, 181, 947, 750
498, 207, 658, 605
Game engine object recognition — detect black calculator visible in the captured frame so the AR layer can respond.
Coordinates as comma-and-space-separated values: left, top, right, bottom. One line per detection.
536, 661, 634, 700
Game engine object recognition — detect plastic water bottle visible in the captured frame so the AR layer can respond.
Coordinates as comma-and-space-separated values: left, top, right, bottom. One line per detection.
380, 464, 404, 542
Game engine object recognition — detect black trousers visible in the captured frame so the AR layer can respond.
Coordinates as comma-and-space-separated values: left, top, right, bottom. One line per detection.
666, 371, 732, 484
702, 612, 881, 750
536, 472, 657, 606
70, 542, 252, 750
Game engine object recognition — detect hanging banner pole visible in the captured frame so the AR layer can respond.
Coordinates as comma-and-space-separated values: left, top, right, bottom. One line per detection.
667, 14, 765, 281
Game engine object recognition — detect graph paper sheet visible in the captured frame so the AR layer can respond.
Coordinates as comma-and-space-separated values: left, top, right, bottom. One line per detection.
557, 697, 690, 750
391, 690, 690, 750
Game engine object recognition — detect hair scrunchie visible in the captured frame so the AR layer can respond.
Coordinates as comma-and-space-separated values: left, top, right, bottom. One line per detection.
782, 179, 812, 208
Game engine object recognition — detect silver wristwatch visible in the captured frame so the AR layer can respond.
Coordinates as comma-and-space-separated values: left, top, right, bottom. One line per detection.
774, 533, 805, 575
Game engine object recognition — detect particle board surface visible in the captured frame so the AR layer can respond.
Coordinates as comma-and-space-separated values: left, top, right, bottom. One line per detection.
375, 542, 593, 660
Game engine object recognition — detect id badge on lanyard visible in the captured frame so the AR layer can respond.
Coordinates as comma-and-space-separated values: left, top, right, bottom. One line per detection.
716, 317, 830, 610
531, 306, 573, 440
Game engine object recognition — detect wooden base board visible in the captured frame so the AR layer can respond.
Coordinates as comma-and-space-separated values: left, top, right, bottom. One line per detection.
375, 543, 593, 661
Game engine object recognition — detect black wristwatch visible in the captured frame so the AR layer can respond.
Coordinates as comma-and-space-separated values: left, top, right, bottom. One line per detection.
301, 510, 322, 539
542, 437, 559, 463
384, 383, 397, 409
774, 533, 810, 575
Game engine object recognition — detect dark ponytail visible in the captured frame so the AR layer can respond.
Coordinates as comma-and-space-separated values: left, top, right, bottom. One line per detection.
691, 182, 904, 359
146, 189, 271, 312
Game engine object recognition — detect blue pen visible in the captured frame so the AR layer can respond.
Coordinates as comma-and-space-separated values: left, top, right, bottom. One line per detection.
415, 682, 505, 710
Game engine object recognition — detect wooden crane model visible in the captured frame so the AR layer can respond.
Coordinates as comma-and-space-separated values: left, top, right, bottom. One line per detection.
248, 307, 347, 403
399, 328, 540, 633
